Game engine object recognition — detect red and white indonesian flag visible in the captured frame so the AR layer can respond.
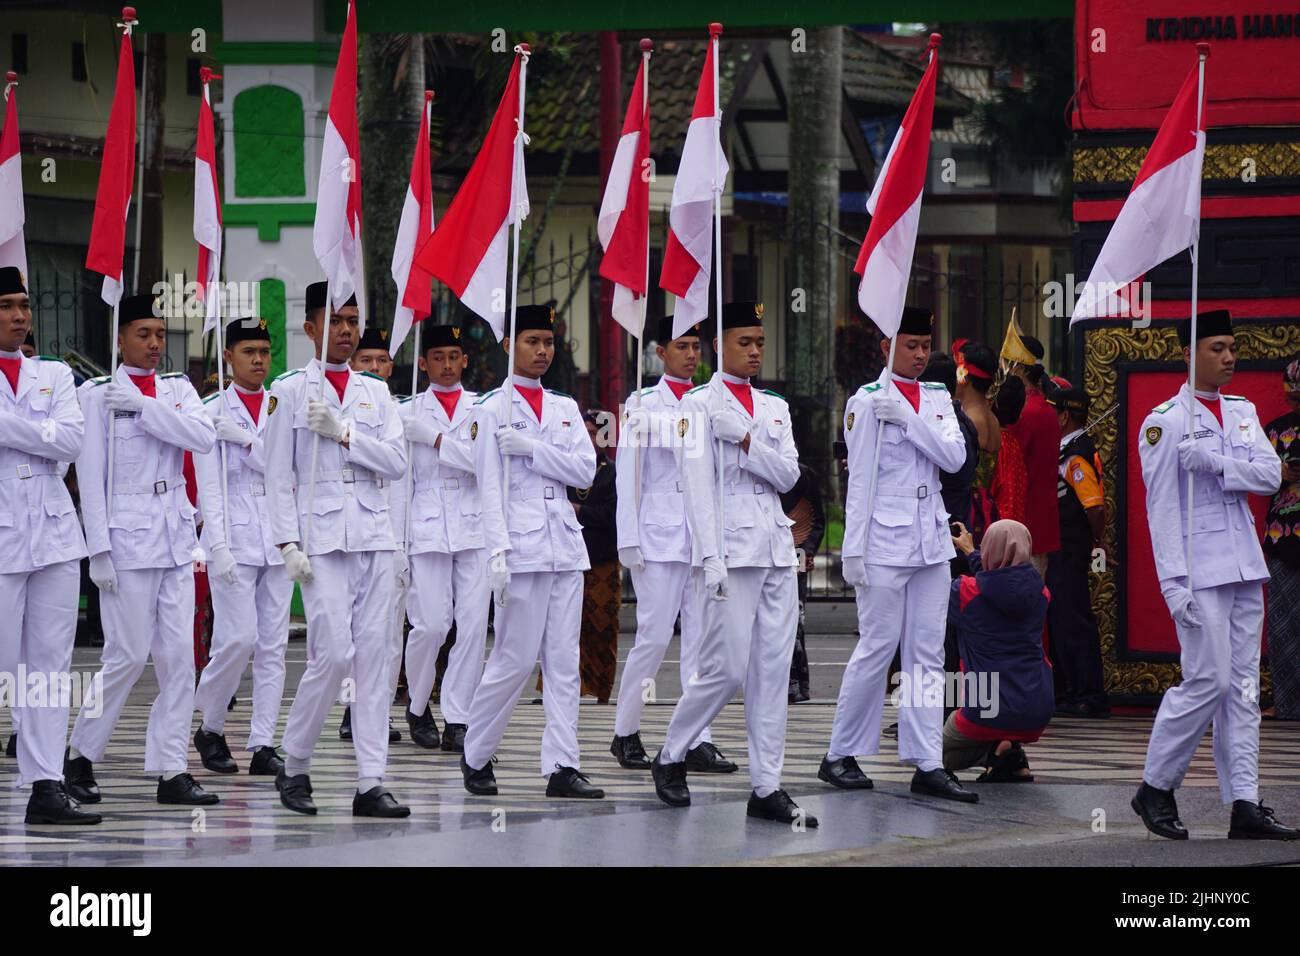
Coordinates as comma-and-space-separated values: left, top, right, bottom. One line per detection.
84, 25, 137, 309
598, 57, 650, 337
413, 53, 528, 341
0, 79, 25, 275
194, 69, 222, 335
854, 49, 938, 339
389, 94, 435, 357
659, 41, 727, 341
313, 0, 364, 324
1070, 60, 1206, 324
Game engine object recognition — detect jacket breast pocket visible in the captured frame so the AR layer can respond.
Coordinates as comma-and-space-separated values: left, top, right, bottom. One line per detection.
114, 419, 148, 466
1192, 508, 1226, 534
644, 491, 684, 527
227, 496, 254, 527
458, 487, 482, 518
412, 490, 443, 522
508, 499, 545, 537
878, 427, 911, 468
108, 499, 152, 532
352, 404, 384, 436
723, 497, 757, 532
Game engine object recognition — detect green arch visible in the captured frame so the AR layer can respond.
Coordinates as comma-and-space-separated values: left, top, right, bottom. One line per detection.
233, 85, 306, 198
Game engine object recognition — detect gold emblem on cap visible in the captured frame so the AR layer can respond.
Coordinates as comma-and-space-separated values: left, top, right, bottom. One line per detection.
258, 318, 267, 331
18, 270, 25, 286
452, 327, 461, 339
754, 303, 764, 318
548, 307, 555, 325
153, 295, 165, 316
380, 329, 389, 342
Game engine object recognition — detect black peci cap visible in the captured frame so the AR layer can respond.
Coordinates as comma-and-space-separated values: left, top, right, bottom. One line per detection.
422, 321, 466, 350
224, 314, 271, 346
1177, 309, 1233, 347
720, 301, 765, 331
355, 324, 391, 352
305, 281, 357, 316
0, 266, 27, 296
512, 304, 558, 336
896, 306, 934, 337
119, 292, 165, 326
657, 314, 702, 342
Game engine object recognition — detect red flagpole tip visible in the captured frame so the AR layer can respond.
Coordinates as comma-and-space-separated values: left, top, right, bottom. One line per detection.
709, 22, 723, 38
518, 42, 531, 54
5, 71, 15, 83
122, 6, 137, 20
639, 38, 654, 53
199, 66, 211, 82
424, 90, 435, 102
1196, 42, 1211, 57
928, 33, 942, 49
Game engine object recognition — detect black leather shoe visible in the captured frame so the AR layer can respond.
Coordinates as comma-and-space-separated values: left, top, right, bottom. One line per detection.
440, 723, 467, 753
1130, 781, 1188, 840
818, 754, 874, 790
747, 789, 818, 827
248, 746, 284, 776
406, 708, 441, 749
157, 773, 219, 806
25, 780, 102, 825
388, 717, 402, 743
910, 767, 979, 803
277, 769, 317, 814
194, 728, 239, 774
684, 741, 738, 774
610, 732, 652, 769
1228, 800, 1300, 841
651, 751, 690, 807
63, 748, 100, 804
546, 766, 605, 799
460, 756, 498, 796
338, 706, 352, 740
353, 786, 411, 818
5, 733, 15, 757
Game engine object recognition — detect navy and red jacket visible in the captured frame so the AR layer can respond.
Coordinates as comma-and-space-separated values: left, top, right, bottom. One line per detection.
947, 552, 1055, 743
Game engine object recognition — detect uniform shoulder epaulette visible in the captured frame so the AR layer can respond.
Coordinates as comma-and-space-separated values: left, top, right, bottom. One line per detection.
637, 386, 655, 396
921, 381, 947, 390
686, 384, 708, 395
1222, 393, 1249, 402
545, 388, 573, 400
1152, 399, 1176, 414
272, 369, 303, 384
86, 375, 111, 387
359, 370, 385, 383
762, 387, 786, 401
161, 371, 187, 379
473, 388, 500, 405
37, 354, 66, 364
399, 394, 413, 404
860, 382, 883, 394
202, 393, 220, 405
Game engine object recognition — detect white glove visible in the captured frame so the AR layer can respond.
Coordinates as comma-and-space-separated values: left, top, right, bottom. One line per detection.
488, 548, 512, 606
306, 399, 350, 444
214, 417, 253, 447
280, 542, 314, 585
207, 544, 239, 586
842, 556, 867, 587
1160, 578, 1203, 629
88, 552, 118, 593
709, 408, 750, 445
1178, 438, 1223, 475
622, 408, 654, 445
394, 550, 410, 589
104, 381, 145, 414
496, 427, 537, 459
702, 555, 728, 601
404, 416, 441, 447
618, 546, 645, 573
871, 391, 908, 426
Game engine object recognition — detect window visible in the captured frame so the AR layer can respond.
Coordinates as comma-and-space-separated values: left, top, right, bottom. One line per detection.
11, 34, 27, 75
71, 42, 87, 83
233, 85, 306, 198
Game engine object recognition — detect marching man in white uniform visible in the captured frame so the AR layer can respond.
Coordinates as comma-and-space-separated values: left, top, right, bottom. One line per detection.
1133, 310, 1298, 840
0, 267, 99, 824
191, 313, 292, 779
610, 315, 734, 774
822, 306, 975, 802
66, 291, 219, 807
393, 319, 489, 754
459, 305, 603, 799
265, 282, 410, 818
650, 301, 813, 826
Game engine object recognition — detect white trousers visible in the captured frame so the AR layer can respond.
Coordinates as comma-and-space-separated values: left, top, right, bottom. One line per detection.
463, 570, 582, 777
828, 562, 949, 771
661, 565, 797, 795
194, 562, 293, 750
281, 550, 395, 779
614, 560, 710, 747
1144, 581, 1263, 804
406, 549, 489, 725
0, 560, 79, 784
70, 565, 195, 773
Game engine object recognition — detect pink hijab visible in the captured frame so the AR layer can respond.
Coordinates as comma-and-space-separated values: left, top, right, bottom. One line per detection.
981, 519, 1033, 570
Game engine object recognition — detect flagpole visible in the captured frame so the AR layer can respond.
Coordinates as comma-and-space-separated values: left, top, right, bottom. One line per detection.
105, 7, 137, 527
1184, 42, 1209, 590
709, 22, 726, 584
303, 279, 329, 555
633, 39, 651, 527
501, 44, 530, 524
203, 69, 232, 555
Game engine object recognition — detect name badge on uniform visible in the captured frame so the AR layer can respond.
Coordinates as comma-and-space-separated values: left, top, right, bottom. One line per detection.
511, 421, 527, 430
1238, 420, 1255, 443
358, 401, 373, 410
113, 410, 138, 420
38, 386, 52, 396
561, 420, 571, 427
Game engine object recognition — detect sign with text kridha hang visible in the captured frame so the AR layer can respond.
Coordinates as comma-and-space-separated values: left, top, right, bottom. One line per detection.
1075, 0, 1300, 129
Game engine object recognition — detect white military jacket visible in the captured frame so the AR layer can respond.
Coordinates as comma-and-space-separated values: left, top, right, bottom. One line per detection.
265, 360, 406, 557
391, 385, 484, 556
615, 377, 692, 565
842, 369, 966, 568
675, 373, 801, 570
472, 376, 596, 574
0, 352, 87, 572
78, 365, 216, 570
1138, 384, 1280, 590
194, 385, 281, 567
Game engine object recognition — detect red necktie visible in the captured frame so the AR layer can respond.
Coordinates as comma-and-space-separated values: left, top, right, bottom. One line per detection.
323, 369, 348, 403
664, 379, 691, 401
129, 372, 156, 398
236, 389, 263, 424
724, 380, 753, 417
434, 388, 462, 420
515, 384, 543, 421
0, 357, 18, 395
892, 379, 920, 412
1198, 395, 1222, 428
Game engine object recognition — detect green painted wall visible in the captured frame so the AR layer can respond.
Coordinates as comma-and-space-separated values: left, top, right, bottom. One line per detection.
261, 278, 288, 379
233, 86, 307, 198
